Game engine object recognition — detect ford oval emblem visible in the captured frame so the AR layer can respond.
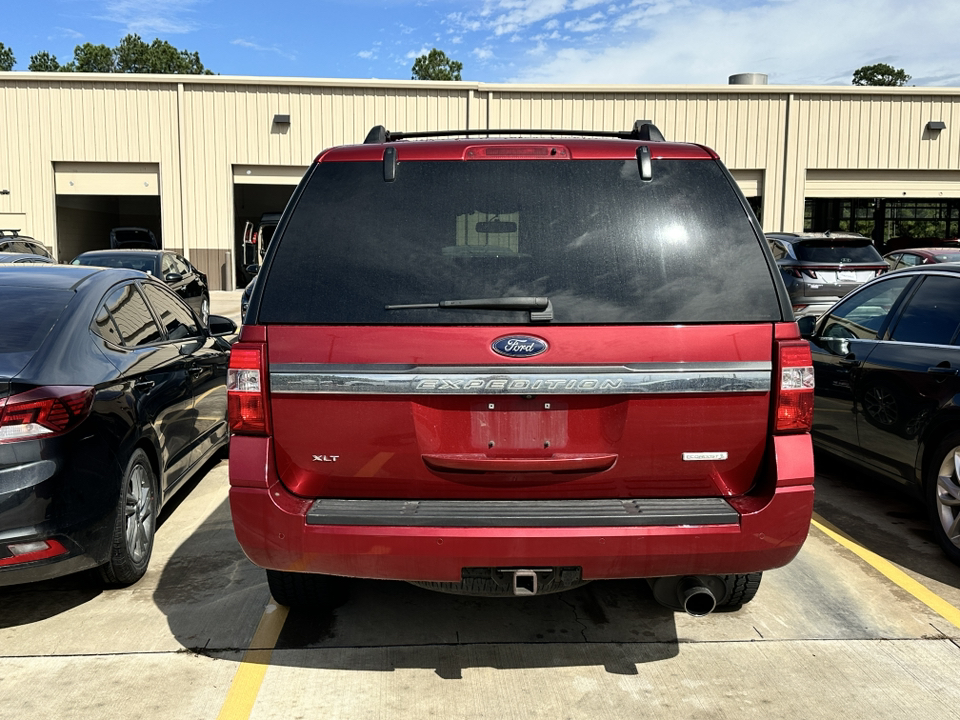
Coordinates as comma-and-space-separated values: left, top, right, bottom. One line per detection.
492, 335, 548, 358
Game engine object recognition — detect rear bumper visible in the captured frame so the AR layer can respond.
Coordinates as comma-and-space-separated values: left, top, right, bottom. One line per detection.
229, 435, 815, 582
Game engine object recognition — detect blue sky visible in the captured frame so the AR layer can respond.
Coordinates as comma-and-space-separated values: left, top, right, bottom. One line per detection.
3, 0, 960, 85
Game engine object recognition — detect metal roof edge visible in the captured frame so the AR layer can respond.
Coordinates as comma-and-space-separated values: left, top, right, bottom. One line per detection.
2, 72, 959, 96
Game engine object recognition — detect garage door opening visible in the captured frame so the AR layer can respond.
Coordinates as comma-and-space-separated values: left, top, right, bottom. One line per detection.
55, 195, 162, 262
53, 162, 163, 263
233, 180, 298, 288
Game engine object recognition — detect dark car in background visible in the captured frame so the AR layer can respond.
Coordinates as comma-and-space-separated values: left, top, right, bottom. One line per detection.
767, 232, 887, 317
109, 227, 159, 250
0, 265, 236, 587
884, 247, 960, 270
0, 252, 55, 264
0, 229, 53, 259
799, 265, 960, 564
71, 249, 210, 325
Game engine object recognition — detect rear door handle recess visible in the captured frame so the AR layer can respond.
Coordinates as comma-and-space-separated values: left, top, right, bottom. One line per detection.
422, 453, 618, 473
838, 355, 860, 368
927, 365, 958, 375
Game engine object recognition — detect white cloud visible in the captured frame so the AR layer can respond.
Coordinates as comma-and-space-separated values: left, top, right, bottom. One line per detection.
406, 46, 431, 59
473, 47, 495, 61
54, 27, 85, 40
231, 39, 296, 62
510, 0, 960, 86
100, 0, 202, 35
358, 50, 375, 59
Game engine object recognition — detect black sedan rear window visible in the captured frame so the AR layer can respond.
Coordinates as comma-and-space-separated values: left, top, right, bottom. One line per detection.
0, 287, 72, 353
73, 254, 159, 276
259, 159, 780, 324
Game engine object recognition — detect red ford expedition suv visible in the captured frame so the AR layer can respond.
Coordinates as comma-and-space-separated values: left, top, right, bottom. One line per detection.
229, 123, 815, 615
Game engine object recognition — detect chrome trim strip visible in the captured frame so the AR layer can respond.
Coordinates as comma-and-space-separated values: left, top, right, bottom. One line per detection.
271, 362, 771, 395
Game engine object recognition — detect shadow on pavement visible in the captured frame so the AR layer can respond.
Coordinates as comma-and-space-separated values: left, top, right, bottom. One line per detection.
0, 570, 103, 628
813, 451, 960, 590
0, 451, 227, 630
152, 498, 681, 676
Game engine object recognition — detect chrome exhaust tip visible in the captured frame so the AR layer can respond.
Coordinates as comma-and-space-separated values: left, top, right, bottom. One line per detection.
676, 576, 717, 617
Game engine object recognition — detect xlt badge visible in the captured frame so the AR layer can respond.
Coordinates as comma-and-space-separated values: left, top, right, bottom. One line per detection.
313, 455, 340, 462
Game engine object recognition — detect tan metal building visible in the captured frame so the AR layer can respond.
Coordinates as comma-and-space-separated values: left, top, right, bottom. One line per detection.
2, 73, 959, 289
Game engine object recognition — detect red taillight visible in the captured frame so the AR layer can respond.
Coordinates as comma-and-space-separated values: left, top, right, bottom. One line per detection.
0, 386, 94, 443
228, 344, 269, 435
0, 539, 68, 567
775, 341, 815, 433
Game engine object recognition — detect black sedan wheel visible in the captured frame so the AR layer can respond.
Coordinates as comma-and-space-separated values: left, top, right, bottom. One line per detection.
927, 433, 960, 564
99, 449, 157, 586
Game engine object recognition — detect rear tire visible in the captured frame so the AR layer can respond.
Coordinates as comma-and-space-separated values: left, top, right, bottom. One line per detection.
266, 569, 341, 608
99, 449, 156, 587
926, 432, 960, 565
719, 572, 763, 607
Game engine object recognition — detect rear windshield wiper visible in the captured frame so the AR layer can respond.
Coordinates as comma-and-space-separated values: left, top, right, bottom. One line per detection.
385, 296, 553, 322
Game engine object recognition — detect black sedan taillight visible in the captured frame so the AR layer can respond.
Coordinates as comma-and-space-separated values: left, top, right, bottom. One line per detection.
0, 386, 95, 443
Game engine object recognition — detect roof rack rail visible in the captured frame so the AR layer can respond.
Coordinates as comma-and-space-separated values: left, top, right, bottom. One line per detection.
363, 121, 665, 144
0, 229, 23, 237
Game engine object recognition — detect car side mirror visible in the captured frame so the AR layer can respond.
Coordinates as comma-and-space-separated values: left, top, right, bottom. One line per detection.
207, 315, 238, 337
245, 264, 260, 276
164, 272, 184, 283
796, 315, 817, 338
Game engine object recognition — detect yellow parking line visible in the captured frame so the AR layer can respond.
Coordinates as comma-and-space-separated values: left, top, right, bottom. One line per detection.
811, 513, 960, 630
216, 599, 289, 720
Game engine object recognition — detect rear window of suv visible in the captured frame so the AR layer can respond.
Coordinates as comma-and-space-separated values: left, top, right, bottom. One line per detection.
258, 158, 781, 325
793, 240, 883, 264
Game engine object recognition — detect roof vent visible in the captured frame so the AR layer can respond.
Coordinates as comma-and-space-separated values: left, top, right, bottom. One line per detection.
729, 73, 768, 85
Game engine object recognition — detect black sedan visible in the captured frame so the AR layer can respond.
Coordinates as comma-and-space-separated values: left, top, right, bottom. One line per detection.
0, 265, 235, 587
800, 264, 960, 563
71, 249, 210, 325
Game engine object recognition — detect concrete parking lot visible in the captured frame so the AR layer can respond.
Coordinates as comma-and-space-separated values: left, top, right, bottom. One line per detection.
1, 291, 959, 719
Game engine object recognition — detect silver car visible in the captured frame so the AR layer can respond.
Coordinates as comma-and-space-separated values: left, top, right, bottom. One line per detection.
766, 232, 888, 317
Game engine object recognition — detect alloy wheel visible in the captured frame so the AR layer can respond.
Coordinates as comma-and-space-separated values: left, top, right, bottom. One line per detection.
123, 462, 155, 564
935, 446, 960, 549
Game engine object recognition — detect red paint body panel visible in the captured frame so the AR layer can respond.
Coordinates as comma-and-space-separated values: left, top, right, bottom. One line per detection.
316, 139, 715, 164
228, 435, 814, 581
266, 324, 775, 500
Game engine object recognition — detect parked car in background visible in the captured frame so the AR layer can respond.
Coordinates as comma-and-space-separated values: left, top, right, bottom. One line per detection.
241, 211, 282, 285
767, 231, 887, 317
883, 237, 960, 254
0, 252, 55, 264
109, 227, 159, 250
71, 249, 210, 325
0, 265, 236, 587
230, 122, 815, 614
884, 247, 960, 270
0, 229, 53, 259
799, 264, 960, 564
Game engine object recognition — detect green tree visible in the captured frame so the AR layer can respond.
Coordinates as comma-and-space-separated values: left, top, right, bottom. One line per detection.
114, 34, 152, 72
29, 34, 213, 75
852, 63, 911, 86
61, 43, 115, 72
28, 51, 60, 72
0, 42, 15, 71
411, 48, 462, 81
115, 34, 212, 74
